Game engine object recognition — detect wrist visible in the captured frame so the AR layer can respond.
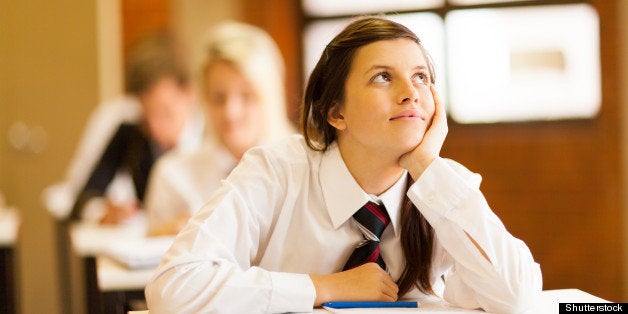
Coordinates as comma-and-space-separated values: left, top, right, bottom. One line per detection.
310, 273, 335, 306
406, 156, 436, 181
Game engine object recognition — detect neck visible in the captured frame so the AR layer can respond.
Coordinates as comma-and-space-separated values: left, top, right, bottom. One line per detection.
337, 137, 405, 195
225, 143, 246, 160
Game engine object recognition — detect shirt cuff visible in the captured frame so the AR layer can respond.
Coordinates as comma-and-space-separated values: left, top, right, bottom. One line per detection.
268, 272, 316, 313
410, 158, 475, 217
408, 158, 489, 237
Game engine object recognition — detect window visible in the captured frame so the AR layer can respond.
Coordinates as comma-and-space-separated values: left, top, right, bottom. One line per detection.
301, 0, 443, 18
301, 1, 601, 123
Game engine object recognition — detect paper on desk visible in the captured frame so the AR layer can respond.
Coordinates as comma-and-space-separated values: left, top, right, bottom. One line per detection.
103, 236, 175, 269
0, 207, 20, 246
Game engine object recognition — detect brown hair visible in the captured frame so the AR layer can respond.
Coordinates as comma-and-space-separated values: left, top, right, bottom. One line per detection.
124, 31, 189, 96
301, 17, 435, 151
300, 17, 436, 296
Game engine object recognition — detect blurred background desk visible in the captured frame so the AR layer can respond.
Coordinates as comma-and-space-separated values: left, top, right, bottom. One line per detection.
70, 218, 154, 314
98, 256, 154, 314
0, 209, 20, 314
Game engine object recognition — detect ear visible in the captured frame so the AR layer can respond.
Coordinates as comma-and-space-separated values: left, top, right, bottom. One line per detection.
326, 102, 347, 131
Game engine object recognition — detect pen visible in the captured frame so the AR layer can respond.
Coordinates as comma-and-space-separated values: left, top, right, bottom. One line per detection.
322, 301, 419, 309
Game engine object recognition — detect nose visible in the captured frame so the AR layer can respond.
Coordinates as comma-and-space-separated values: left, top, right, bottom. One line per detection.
223, 95, 244, 121
397, 79, 419, 105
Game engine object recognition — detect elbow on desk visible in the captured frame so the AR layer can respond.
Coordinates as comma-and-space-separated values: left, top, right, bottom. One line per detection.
485, 262, 543, 314
145, 260, 248, 313
490, 290, 542, 314
145, 269, 210, 313
145, 276, 181, 313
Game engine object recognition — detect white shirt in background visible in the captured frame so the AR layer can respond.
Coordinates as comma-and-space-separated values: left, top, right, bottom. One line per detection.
145, 135, 542, 314
145, 139, 237, 233
43, 97, 206, 222
78, 105, 206, 223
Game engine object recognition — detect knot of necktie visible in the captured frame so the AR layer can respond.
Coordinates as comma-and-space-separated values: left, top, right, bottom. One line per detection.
343, 201, 390, 271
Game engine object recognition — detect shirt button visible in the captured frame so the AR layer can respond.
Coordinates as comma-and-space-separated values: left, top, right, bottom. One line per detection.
427, 195, 436, 204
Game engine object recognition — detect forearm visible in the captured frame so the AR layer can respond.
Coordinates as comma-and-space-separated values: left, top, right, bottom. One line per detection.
408, 158, 542, 313
147, 259, 315, 313
147, 202, 315, 313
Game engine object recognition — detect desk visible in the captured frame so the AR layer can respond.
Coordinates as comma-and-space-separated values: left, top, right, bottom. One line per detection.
317, 289, 609, 313
70, 218, 152, 314
315, 289, 609, 313
98, 256, 156, 313
130, 289, 609, 313
0, 209, 20, 314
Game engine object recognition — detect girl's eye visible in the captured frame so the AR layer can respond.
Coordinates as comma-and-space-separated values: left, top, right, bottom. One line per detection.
371, 72, 391, 83
413, 73, 429, 85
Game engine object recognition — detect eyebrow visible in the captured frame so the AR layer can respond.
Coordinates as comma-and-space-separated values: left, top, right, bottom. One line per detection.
364, 64, 429, 75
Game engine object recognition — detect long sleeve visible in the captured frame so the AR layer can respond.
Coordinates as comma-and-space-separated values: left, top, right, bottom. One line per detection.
408, 158, 542, 314
70, 123, 155, 220
64, 97, 141, 195
144, 143, 237, 236
144, 157, 194, 234
70, 124, 129, 220
145, 146, 316, 313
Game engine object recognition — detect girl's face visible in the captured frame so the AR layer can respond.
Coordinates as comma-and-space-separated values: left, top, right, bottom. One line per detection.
330, 38, 435, 157
204, 61, 263, 157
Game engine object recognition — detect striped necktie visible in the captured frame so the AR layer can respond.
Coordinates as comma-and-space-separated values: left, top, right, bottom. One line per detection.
343, 201, 390, 271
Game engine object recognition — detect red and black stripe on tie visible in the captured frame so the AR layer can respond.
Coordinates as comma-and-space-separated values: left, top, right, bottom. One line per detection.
343, 202, 390, 271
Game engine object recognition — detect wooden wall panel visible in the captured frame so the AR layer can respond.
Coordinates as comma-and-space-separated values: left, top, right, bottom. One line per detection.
121, 0, 171, 61
241, 0, 303, 124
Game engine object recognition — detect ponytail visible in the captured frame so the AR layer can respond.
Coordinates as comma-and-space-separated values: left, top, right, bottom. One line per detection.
397, 175, 435, 296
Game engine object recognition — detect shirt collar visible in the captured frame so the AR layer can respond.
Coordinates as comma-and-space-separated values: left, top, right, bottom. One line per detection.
319, 142, 407, 236
200, 138, 239, 175
176, 105, 205, 152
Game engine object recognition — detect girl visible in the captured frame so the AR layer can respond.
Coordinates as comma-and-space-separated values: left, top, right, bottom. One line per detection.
144, 22, 294, 236
146, 17, 542, 313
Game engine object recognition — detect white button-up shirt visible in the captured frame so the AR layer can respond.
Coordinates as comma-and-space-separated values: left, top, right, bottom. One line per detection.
145, 139, 237, 232
145, 135, 542, 313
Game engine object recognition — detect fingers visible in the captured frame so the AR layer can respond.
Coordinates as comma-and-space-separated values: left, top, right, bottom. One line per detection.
355, 263, 399, 301
430, 84, 442, 113
429, 84, 447, 132
381, 274, 399, 301
100, 202, 139, 224
311, 263, 399, 306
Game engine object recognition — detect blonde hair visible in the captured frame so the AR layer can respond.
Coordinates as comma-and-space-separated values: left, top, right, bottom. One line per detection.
199, 21, 293, 142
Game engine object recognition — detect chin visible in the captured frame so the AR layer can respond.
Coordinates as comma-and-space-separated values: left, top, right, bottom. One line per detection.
404, 133, 424, 148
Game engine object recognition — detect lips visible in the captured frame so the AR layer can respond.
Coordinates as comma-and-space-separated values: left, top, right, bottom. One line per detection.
390, 109, 424, 121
